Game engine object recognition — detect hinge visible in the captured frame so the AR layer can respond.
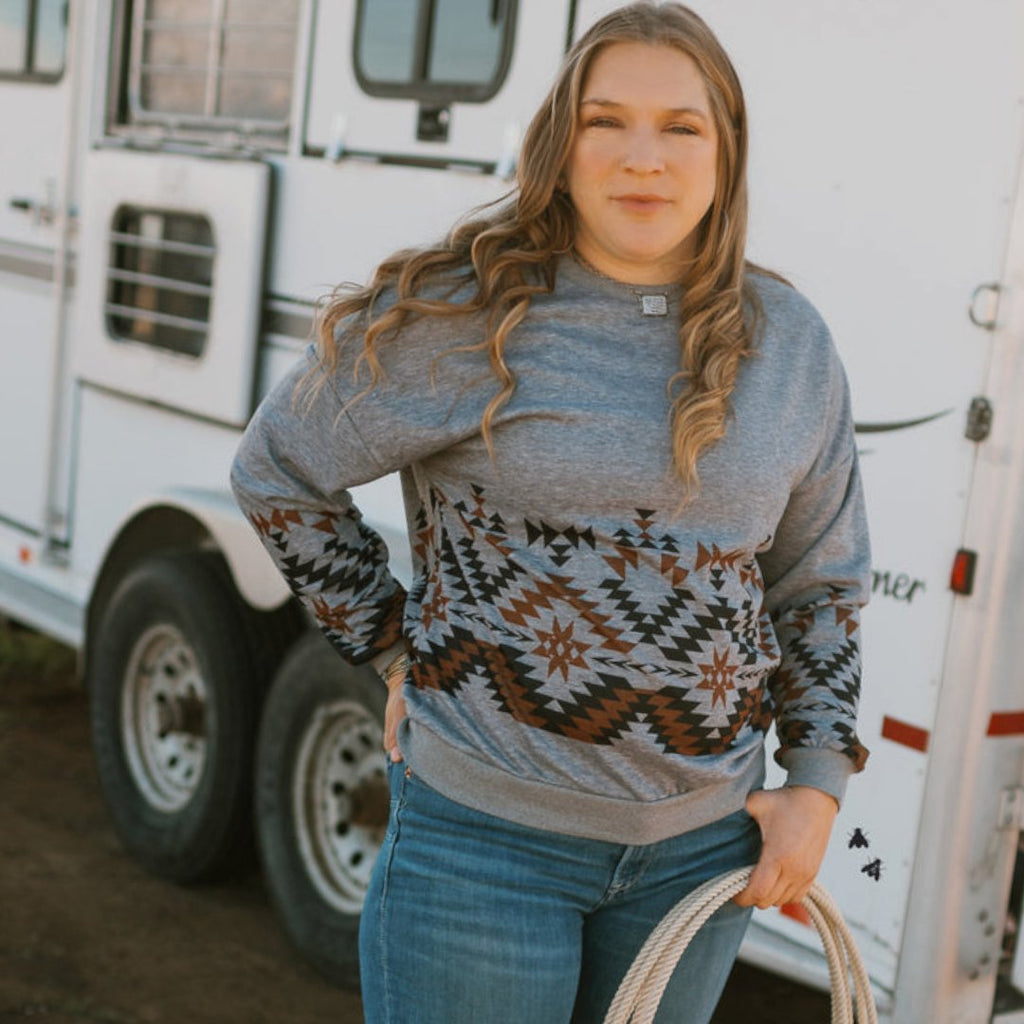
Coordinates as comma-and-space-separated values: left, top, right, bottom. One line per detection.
966, 397, 993, 441
997, 787, 1024, 831
970, 283, 1001, 330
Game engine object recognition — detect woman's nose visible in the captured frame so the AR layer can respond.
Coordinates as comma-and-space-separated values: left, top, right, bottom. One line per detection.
622, 130, 665, 173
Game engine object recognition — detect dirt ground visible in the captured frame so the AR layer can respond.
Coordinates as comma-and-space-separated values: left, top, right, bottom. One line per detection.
0, 622, 831, 1024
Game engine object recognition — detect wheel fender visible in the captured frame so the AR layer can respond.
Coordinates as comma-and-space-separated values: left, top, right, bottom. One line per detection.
165, 486, 291, 610
102, 487, 291, 612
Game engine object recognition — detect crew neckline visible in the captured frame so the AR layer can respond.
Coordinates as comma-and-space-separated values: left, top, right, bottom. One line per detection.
557, 253, 685, 306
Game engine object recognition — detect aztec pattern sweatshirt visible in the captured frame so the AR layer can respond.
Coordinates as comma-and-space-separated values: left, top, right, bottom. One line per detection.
231, 258, 871, 844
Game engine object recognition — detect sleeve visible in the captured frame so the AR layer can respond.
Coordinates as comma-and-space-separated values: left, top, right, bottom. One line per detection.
229, 345, 410, 665
758, 347, 871, 806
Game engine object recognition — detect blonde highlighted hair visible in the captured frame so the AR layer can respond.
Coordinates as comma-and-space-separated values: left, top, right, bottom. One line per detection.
312, 2, 779, 496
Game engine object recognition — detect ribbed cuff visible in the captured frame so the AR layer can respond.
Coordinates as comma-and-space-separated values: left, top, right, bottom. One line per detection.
369, 640, 408, 679
778, 748, 854, 807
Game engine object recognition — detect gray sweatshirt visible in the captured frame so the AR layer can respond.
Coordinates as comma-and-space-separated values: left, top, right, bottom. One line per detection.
231, 257, 870, 845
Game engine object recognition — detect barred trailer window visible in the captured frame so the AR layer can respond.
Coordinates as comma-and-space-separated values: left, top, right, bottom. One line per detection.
355, 0, 516, 102
106, 208, 215, 359
128, 0, 301, 135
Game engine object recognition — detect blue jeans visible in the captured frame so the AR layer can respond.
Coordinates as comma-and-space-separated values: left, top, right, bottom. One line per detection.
359, 765, 761, 1023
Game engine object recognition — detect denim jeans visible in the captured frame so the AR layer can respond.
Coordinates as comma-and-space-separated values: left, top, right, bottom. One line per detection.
359, 764, 761, 1024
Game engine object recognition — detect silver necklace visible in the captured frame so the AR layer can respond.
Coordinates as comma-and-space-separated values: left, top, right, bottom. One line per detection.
572, 251, 671, 317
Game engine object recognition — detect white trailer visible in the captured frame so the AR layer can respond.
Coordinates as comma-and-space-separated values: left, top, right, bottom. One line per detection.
2, 1, 1023, 1018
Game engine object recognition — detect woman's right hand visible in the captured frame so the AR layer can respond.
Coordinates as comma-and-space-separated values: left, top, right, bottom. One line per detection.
373, 647, 409, 763
383, 673, 407, 763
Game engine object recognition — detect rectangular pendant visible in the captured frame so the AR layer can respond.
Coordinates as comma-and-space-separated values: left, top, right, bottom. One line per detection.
641, 294, 668, 317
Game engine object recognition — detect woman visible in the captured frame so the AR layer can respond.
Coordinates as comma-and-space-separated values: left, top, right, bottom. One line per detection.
231, 3, 870, 1021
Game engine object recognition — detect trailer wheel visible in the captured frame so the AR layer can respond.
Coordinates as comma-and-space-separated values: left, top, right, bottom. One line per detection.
89, 552, 260, 883
256, 631, 388, 991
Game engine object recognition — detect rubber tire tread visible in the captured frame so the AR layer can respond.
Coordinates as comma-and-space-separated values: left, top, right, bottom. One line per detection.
89, 551, 260, 883
255, 630, 386, 991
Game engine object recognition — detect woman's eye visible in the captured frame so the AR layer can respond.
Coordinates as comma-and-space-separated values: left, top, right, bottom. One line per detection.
667, 124, 698, 136
585, 116, 619, 129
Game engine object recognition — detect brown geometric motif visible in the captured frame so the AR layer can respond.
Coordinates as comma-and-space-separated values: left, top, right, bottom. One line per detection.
696, 646, 738, 708
530, 616, 592, 681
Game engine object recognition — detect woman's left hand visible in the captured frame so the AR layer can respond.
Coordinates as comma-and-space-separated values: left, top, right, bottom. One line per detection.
733, 785, 839, 909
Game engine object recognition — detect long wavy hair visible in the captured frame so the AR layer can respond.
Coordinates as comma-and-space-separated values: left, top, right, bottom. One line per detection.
311, 2, 773, 496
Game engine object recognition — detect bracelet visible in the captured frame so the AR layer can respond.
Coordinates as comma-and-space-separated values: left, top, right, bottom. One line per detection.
380, 652, 410, 687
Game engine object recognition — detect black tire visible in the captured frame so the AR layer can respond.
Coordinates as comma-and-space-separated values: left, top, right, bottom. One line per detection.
89, 551, 261, 883
256, 630, 388, 991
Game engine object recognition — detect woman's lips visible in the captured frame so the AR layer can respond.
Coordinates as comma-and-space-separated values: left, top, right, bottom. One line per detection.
613, 194, 671, 213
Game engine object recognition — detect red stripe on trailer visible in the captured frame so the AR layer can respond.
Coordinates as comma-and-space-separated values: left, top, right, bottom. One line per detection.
881, 715, 930, 752
780, 902, 813, 927
987, 712, 1024, 736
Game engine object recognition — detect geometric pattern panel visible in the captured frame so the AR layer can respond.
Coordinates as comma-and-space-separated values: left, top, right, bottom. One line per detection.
406, 483, 867, 767
248, 479, 866, 768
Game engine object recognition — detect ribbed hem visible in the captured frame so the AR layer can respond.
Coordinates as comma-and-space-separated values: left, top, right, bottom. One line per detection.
400, 719, 767, 846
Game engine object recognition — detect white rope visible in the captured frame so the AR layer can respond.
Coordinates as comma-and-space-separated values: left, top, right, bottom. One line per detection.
602, 866, 878, 1024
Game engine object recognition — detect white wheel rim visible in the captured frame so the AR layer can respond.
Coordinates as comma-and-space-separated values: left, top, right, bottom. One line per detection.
121, 623, 208, 813
293, 699, 386, 915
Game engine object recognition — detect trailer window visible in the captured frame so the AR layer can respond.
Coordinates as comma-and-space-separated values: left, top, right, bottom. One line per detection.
0, 0, 67, 80
355, 0, 516, 102
106, 208, 215, 360
124, 0, 300, 142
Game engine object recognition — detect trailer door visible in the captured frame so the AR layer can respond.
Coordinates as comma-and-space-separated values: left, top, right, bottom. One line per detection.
69, 1, 302, 428
71, 151, 270, 427
0, 1, 73, 535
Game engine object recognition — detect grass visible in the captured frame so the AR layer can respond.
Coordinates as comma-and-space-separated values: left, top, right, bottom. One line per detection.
0, 618, 77, 687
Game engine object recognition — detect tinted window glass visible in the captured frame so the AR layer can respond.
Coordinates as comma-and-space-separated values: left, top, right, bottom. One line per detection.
357, 0, 418, 84
0, 0, 65, 77
33, 0, 65, 74
0, 1, 28, 73
355, 0, 515, 101
428, 0, 505, 85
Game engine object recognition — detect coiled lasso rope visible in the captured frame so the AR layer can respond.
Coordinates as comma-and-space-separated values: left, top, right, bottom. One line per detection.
603, 866, 878, 1024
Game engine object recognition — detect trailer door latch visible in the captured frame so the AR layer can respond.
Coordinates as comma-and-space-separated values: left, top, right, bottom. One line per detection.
997, 787, 1024, 831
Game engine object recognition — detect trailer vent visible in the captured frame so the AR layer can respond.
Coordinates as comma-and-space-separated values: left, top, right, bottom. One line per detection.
105, 207, 215, 359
